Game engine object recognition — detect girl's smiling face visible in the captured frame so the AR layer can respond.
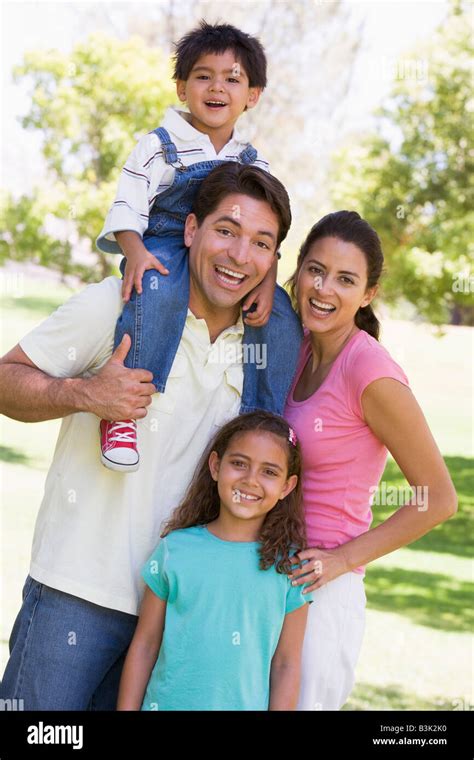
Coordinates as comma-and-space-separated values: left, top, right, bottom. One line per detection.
296, 236, 378, 334
208, 430, 297, 524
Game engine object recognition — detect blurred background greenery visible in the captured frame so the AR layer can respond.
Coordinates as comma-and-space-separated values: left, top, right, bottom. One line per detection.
0, 0, 472, 711
1, 0, 472, 325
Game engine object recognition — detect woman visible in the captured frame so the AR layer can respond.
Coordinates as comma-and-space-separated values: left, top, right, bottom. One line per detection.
284, 211, 457, 711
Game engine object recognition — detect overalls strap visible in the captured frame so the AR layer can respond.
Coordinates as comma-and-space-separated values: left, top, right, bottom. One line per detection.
152, 127, 180, 165
237, 144, 258, 164
152, 125, 257, 168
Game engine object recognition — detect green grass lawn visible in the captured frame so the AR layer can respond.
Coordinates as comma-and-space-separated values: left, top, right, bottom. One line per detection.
344, 453, 473, 711
1, 270, 472, 710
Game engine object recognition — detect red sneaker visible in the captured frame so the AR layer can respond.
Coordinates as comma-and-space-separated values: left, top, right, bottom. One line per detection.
100, 419, 139, 472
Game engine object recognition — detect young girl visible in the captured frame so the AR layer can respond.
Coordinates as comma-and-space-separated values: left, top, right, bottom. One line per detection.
116, 411, 312, 711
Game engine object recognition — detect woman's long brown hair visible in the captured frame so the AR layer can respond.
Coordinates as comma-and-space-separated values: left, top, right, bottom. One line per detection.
161, 411, 306, 574
286, 210, 384, 340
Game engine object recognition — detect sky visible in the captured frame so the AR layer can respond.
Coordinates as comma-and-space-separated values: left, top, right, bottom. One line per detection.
1, 0, 449, 194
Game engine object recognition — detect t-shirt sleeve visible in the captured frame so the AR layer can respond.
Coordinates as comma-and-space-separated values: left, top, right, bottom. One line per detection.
348, 343, 410, 419
141, 538, 170, 601
19, 277, 123, 378
285, 557, 314, 614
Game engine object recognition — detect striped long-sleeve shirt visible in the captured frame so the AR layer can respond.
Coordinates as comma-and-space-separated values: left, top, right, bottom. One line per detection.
96, 107, 269, 254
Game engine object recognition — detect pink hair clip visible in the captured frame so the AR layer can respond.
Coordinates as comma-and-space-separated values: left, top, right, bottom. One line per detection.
288, 427, 297, 447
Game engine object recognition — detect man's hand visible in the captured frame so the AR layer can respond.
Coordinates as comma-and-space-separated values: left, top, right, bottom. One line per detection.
85, 334, 156, 420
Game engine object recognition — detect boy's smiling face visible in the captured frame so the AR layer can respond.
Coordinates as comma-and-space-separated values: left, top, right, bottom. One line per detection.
176, 50, 262, 140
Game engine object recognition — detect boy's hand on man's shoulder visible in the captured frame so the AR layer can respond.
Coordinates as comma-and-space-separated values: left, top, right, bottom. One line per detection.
121, 248, 170, 303
243, 278, 275, 327
114, 231, 171, 302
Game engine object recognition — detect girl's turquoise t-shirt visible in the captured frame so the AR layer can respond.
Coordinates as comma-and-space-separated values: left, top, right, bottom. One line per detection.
140, 525, 312, 711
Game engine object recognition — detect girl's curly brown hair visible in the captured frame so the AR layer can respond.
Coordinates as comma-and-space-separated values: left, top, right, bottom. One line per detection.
161, 411, 306, 574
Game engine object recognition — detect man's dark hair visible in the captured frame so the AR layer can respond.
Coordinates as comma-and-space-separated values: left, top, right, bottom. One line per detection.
173, 20, 267, 89
193, 163, 291, 248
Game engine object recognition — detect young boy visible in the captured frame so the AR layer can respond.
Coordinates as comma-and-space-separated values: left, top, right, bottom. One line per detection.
96, 20, 302, 472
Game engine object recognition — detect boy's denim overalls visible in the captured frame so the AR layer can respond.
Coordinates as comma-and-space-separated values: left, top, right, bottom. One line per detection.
114, 127, 303, 416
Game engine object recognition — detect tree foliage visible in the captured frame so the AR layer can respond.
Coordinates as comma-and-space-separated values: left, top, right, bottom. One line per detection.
1, 34, 175, 280
1, 2, 362, 284
331, 1, 473, 324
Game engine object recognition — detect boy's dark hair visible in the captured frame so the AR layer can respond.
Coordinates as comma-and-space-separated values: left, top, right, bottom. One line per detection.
173, 19, 267, 89
193, 163, 291, 248
161, 411, 306, 573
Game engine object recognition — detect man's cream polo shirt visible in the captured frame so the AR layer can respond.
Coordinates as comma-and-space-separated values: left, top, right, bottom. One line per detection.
20, 277, 243, 615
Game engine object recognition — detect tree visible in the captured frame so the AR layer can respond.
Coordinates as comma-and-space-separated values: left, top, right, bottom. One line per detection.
330, 1, 473, 325
2, 1, 364, 283
0, 34, 175, 281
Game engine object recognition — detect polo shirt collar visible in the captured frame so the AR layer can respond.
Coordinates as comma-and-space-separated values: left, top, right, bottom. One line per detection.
162, 106, 246, 146
186, 308, 244, 339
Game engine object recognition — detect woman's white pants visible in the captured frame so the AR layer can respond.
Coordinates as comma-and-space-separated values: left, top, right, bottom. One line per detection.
297, 572, 366, 711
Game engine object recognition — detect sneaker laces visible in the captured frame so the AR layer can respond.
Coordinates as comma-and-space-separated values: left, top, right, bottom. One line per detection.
108, 421, 137, 444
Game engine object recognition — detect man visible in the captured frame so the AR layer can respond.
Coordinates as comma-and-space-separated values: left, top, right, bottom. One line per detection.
0, 163, 302, 710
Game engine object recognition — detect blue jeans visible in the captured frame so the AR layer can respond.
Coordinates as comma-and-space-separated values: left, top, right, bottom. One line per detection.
111, 127, 303, 415
0, 576, 137, 710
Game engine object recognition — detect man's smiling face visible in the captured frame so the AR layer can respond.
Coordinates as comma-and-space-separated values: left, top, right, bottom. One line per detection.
184, 193, 279, 315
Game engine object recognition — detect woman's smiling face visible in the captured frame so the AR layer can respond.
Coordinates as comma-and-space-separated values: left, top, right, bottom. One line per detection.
296, 236, 378, 334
